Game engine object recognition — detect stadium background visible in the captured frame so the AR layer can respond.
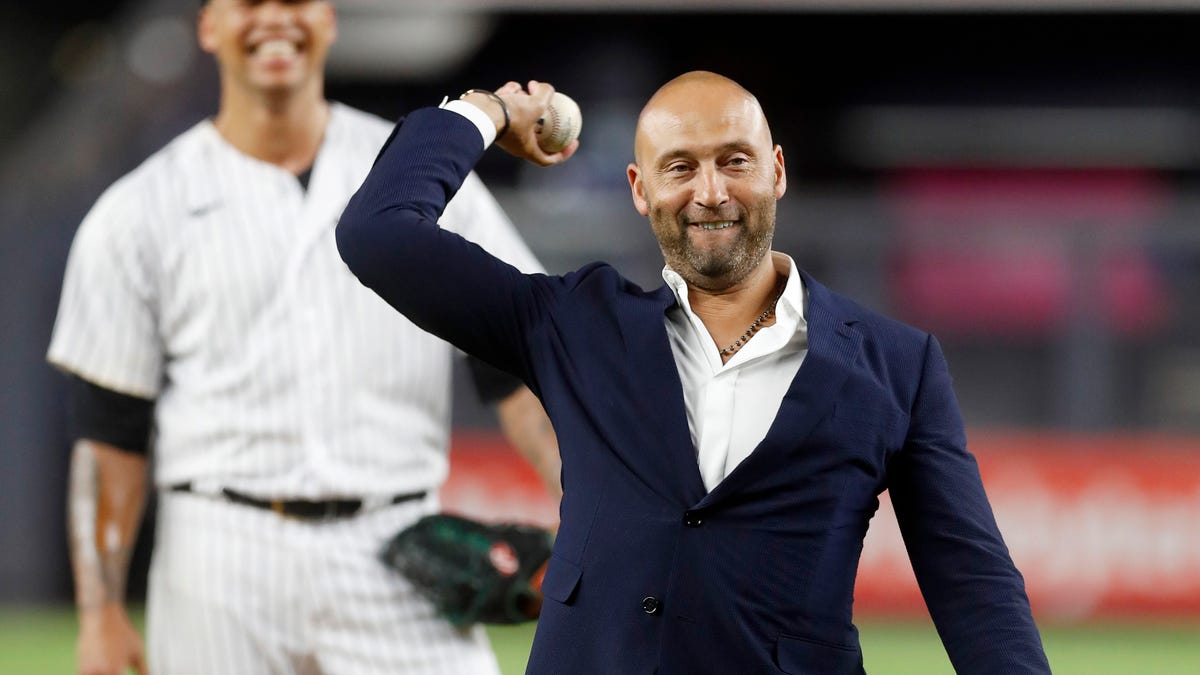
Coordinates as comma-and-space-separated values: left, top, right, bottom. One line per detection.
1, 0, 1198, 672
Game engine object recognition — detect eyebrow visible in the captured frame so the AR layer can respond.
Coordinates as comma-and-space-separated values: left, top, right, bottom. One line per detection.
656, 141, 756, 165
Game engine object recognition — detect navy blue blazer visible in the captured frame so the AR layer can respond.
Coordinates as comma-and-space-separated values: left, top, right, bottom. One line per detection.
337, 108, 1050, 675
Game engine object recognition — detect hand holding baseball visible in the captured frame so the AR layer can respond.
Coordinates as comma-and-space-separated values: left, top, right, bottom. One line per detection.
492, 80, 581, 166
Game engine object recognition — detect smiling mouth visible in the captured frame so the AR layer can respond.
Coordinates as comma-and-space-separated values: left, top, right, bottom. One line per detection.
690, 221, 736, 231
250, 38, 300, 58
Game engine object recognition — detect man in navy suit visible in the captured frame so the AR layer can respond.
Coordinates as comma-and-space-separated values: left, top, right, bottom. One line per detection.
336, 72, 1051, 674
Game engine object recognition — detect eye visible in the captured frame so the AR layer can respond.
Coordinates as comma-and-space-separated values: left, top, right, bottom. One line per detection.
664, 163, 692, 175
726, 155, 751, 167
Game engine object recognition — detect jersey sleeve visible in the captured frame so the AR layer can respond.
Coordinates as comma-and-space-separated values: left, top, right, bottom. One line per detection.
47, 178, 164, 398
439, 172, 545, 274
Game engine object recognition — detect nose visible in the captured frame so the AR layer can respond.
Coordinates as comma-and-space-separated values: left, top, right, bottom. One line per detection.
693, 165, 728, 208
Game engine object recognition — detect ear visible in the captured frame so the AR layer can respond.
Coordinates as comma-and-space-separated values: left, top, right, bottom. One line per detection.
773, 145, 787, 200
628, 163, 649, 217
197, 5, 217, 55
324, 0, 338, 44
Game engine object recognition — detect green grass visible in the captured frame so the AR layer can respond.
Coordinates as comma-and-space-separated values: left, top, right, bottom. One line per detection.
3, 606, 1197, 674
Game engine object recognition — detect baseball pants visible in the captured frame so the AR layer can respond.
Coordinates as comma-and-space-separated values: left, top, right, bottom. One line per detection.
147, 489, 502, 675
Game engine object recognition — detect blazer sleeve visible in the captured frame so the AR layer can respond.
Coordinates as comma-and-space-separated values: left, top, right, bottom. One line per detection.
335, 107, 554, 383
887, 334, 1051, 674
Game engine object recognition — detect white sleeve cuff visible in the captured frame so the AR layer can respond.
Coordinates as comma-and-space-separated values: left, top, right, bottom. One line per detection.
440, 98, 498, 149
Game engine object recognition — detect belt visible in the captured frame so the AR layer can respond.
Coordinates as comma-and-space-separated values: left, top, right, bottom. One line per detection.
168, 483, 426, 521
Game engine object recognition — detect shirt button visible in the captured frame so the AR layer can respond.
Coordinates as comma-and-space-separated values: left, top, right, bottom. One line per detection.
641, 596, 661, 615
683, 511, 703, 527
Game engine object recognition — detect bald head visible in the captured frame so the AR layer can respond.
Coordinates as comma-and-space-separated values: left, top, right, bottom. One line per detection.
634, 71, 772, 166
626, 71, 786, 291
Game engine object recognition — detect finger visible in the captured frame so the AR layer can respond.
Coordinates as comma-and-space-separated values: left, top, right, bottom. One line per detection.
540, 139, 580, 166
526, 80, 555, 107
496, 81, 522, 95
558, 139, 580, 161
525, 139, 578, 168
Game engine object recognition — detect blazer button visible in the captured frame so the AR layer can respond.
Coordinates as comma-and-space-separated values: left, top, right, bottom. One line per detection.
641, 596, 661, 615
683, 511, 703, 527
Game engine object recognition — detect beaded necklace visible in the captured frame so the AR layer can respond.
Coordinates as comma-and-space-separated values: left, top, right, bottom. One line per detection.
718, 281, 785, 359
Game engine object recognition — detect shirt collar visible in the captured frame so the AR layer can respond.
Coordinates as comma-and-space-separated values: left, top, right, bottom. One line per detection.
661, 251, 806, 328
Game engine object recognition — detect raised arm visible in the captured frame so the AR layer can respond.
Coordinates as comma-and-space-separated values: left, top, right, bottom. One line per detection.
335, 81, 577, 379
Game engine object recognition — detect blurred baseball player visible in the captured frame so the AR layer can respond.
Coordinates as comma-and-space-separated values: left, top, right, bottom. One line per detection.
47, 1, 560, 674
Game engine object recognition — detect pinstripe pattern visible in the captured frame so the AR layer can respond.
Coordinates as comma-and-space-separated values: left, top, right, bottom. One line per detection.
148, 492, 498, 674
49, 103, 534, 673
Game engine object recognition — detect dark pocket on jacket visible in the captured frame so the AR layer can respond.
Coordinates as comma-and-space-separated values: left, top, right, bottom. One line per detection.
775, 634, 864, 675
540, 555, 582, 605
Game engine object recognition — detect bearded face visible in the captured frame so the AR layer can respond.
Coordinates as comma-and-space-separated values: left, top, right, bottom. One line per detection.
628, 76, 786, 291
647, 186, 777, 291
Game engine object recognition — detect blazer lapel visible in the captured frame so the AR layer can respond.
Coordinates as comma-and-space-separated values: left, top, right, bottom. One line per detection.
696, 274, 863, 508
616, 285, 709, 505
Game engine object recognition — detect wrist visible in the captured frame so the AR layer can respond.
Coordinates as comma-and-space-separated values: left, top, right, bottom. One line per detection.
78, 600, 124, 620
459, 89, 510, 140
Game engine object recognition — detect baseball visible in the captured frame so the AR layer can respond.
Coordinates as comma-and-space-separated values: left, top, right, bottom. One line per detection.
535, 92, 582, 153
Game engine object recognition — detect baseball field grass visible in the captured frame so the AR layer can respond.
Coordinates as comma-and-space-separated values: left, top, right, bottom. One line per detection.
2, 606, 1197, 674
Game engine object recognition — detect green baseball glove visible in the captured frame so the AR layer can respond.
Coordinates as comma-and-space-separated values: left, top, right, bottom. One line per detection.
381, 513, 553, 627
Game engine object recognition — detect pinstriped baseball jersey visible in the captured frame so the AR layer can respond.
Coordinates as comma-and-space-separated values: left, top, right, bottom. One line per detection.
48, 102, 542, 500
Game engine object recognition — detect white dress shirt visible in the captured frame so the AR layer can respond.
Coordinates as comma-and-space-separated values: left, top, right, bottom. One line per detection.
663, 252, 809, 492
